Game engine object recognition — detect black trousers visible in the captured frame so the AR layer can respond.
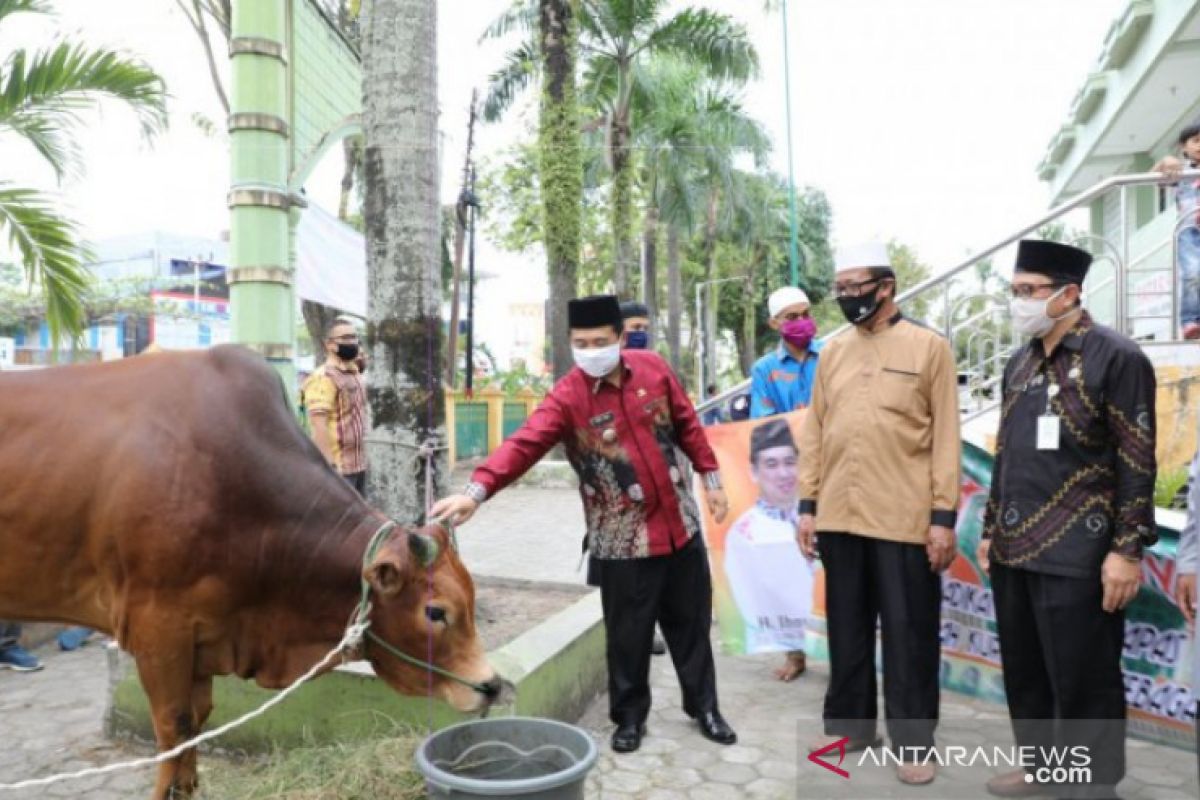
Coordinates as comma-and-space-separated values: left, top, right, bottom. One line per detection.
818, 532, 941, 749
991, 563, 1126, 788
598, 535, 718, 726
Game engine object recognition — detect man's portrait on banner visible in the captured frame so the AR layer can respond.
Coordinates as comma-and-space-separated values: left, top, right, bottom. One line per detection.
722, 417, 815, 653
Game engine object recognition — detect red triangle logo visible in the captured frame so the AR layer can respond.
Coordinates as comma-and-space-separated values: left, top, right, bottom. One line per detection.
808, 736, 851, 779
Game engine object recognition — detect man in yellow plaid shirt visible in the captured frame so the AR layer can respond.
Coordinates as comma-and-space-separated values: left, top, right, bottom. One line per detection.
301, 320, 368, 495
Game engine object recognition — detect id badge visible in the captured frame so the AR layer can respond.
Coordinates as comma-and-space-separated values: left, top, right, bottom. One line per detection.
1036, 415, 1061, 450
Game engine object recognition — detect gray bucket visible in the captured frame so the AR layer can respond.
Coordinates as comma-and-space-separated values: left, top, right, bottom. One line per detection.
415, 716, 599, 799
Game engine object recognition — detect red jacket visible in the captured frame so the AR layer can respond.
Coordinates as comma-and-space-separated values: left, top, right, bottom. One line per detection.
472, 350, 719, 559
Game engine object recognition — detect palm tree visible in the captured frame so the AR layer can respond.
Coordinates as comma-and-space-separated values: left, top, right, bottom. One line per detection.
635, 62, 768, 374
537, 0, 582, 379
482, 0, 758, 299
361, 0, 445, 518
0, 0, 166, 340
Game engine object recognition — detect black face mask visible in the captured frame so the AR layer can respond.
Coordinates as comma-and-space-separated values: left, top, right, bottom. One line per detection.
837, 285, 886, 326
335, 342, 360, 361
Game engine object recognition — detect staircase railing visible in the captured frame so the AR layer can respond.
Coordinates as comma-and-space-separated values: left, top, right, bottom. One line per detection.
697, 168, 1200, 418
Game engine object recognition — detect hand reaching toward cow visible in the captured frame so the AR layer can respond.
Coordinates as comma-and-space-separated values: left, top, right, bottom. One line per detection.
429, 494, 480, 526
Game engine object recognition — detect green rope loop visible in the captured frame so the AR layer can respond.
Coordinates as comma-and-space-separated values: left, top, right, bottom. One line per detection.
353, 520, 492, 695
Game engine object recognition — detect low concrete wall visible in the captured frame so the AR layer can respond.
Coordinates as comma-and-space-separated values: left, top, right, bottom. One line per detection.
105, 589, 605, 753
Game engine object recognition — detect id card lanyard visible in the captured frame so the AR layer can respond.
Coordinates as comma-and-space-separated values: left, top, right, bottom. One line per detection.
1037, 378, 1060, 451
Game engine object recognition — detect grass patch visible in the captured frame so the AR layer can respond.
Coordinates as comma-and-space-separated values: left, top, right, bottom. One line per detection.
198, 725, 426, 800
1155, 465, 1190, 511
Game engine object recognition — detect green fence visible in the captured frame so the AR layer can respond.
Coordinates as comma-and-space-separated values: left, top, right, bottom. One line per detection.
455, 402, 489, 459
502, 402, 528, 440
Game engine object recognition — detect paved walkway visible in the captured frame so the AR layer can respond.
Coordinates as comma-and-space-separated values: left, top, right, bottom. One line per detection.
2, 484, 1198, 798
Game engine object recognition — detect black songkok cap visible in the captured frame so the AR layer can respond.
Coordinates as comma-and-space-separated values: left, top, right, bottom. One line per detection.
1014, 240, 1092, 285
568, 295, 622, 330
751, 417, 797, 459
620, 301, 650, 320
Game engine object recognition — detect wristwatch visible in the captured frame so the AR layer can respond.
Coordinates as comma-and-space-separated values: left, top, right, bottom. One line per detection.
463, 481, 488, 504
703, 472, 723, 491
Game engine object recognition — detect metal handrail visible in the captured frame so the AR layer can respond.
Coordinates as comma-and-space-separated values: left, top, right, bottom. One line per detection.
696, 168, 1200, 414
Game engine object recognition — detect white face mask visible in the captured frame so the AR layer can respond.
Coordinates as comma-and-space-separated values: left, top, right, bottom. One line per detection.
572, 343, 621, 378
1010, 286, 1068, 338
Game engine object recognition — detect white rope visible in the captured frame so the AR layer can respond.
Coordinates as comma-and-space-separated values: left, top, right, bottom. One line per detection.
0, 625, 367, 793
432, 740, 578, 774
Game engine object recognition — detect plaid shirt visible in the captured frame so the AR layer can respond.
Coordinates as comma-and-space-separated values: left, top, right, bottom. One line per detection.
301, 363, 367, 475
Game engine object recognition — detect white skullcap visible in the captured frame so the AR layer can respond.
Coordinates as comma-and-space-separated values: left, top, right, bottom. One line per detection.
835, 241, 892, 272
768, 287, 811, 318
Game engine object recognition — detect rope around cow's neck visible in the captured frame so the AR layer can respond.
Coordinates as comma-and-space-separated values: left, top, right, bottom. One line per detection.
354, 519, 493, 695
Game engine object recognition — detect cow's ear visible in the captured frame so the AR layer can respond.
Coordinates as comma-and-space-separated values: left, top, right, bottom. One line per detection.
364, 553, 405, 597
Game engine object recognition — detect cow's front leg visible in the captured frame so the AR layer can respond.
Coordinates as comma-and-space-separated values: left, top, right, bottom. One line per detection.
129, 626, 200, 799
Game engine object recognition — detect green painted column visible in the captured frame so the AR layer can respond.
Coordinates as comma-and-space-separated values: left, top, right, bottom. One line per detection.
229, 0, 295, 386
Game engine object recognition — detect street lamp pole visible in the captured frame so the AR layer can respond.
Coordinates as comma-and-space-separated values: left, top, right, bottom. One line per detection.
782, 0, 801, 288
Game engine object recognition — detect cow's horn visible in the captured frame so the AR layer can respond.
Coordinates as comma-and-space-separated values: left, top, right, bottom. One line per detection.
409, 531, 440, 567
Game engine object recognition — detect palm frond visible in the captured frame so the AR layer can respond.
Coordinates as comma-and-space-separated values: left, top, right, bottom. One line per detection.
0, 42, 168, 148
0, 0, 51, 25
639, 9, 759, 84
2, 109, 77, 181
0, 183, 89, 339
480, 39, 538, 122
480, 0, 537, 43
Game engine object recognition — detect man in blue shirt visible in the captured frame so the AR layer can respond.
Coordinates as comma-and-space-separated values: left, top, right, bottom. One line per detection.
750, 287, 821, 419
746, 286, 820, 682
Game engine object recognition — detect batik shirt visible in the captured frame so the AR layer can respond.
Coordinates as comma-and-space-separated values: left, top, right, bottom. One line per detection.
983, 312, 1157, 578
471, 350, 719, 560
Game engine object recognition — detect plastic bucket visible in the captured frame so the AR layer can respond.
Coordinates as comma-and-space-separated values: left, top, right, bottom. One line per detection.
415, 717, 599, 799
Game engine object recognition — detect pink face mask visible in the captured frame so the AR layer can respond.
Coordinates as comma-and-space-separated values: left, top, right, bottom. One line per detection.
780, 317, 817, 349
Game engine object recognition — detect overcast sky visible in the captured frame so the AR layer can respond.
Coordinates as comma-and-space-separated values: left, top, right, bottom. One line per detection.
0, 0, 1123, 293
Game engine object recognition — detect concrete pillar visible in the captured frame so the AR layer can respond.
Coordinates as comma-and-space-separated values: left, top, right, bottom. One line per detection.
482, 386, 505, 454
228, 0, 295, 386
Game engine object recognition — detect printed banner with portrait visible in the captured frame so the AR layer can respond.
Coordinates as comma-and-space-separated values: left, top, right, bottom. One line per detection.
699, 410, 818, 655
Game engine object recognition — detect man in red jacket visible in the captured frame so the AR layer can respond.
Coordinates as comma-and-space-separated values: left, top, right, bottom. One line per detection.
432, 294, 736, 754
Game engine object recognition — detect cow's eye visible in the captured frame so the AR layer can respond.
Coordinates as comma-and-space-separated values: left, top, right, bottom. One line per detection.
425, 605, 447, 624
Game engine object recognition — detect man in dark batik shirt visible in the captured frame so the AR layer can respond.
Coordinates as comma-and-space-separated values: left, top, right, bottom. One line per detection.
979, 240, 1156, 799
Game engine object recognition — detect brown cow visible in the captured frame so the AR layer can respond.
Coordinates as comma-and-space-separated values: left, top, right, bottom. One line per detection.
0, 346, 499, 799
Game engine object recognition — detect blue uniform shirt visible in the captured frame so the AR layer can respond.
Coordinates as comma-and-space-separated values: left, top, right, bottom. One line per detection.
749, 341, 822, 419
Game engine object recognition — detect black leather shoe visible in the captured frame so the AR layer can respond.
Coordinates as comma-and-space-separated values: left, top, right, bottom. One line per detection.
651, 635, 667, 655
698, 710, 737, 745
611, 723, 645, 753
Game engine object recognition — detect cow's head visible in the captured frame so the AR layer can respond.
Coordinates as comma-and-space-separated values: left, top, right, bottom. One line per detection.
362, 523, 501, 712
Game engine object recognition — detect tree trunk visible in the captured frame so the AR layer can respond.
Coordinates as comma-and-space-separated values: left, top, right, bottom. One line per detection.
539, 0, 582, 379
740, 252, 757, 376
609, 105, 633, 299
301, 300, 341, 362
666, 225, 682, 373
338, 135, 362, 220
361, 0, 444, 520
641, 203, 659, 342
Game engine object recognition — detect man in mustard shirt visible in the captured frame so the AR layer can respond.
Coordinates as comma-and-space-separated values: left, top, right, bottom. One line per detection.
798, 241, 961, 787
